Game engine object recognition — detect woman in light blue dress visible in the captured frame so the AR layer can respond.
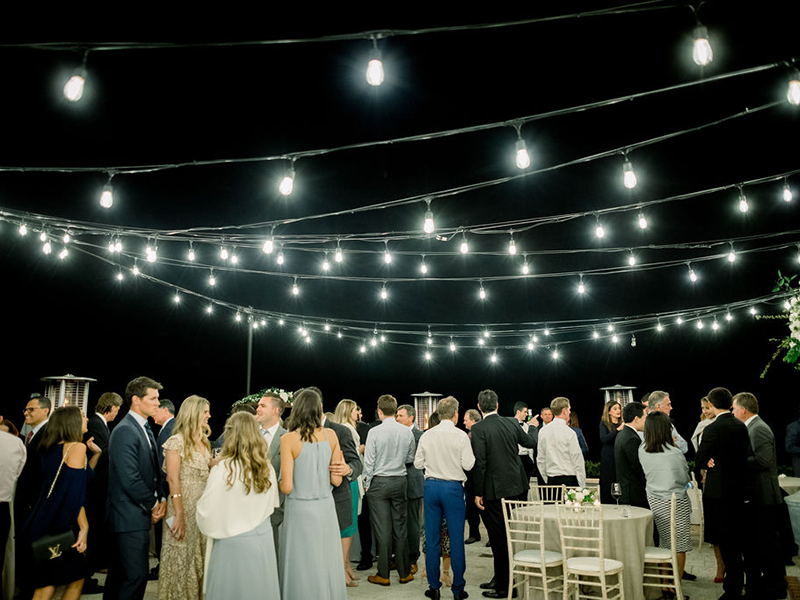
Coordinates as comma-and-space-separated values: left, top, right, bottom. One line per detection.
279, 388, 348, 600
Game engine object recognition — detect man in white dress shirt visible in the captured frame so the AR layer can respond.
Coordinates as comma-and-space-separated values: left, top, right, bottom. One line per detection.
536, 397, 586, 489
414, 396, 474, 600
0, 428, 25, 593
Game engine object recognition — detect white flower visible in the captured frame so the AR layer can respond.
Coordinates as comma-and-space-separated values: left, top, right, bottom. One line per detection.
576, 493, 585, 502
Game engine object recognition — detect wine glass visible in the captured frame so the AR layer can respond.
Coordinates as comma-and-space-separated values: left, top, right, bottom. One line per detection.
611, 483, 622, 509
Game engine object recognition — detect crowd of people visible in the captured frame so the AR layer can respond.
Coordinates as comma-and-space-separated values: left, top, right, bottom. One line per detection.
0, 381, 792, 600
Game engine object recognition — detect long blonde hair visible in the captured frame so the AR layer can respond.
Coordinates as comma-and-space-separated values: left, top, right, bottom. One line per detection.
172, 395, 211, 461
334, 399, 358, 429
220, 412, 271, 494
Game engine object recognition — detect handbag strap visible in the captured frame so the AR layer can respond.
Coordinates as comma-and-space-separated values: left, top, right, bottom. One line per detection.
46, 443, 74, 499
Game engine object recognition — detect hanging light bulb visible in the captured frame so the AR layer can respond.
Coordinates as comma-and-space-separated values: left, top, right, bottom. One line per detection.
712, 320, 720, 331
637, 212, 648, 229
611, 334, 619, 344
108, 239, 117, 253
577, 275, 586, 294
508, 234, 517, 255
324, 323, 331, 332
262, 237, 274, 254
787, 72, 800, 105
115, 238, 122, 252
490, 353, 498, 364
725, 311, 733, 321
58, 248, 68, 260
366, 39, 384, 86
230, 251, 239, 265
688, 263, 698, 282
292, 278, 299, 296
696, 320, 704, 330
606, 323, 614, 333
383, 241, 392, 264
521, 260, 530, 275
483, 330, 491, 338
692, 25, 713, 66
62, 232, 71, 244
449, 340, 456, 352
592, 330, 600, 339
478, 284, 487, 300
515, 137, 531, 169
173, 293, 181, 304
208, 270, 216, 286
99, 183, 114, 209
188, 243, 196, 261
628, 252, 637, 267
552, 348, 560, 360
277, 251, 285, 266
676, 316, 683, 325
783, 180, 794, 202
39, 231, 47, 242
132, 262, 140, 276
359, 344, 367, 354
279, 163, 295, 196
527, 340, 535, 350
656, 322, 664, 332
18, 223, 27, 236
595, 216, 605, 239
322, 253, 330, 272
423, 199, 435, 234
235, 312, 242, 322
63, 67, 87, 102
206, 304, 213, 314
424, 351, 432, 361
116, 271, 124, 281
727, 243, 737, 263
737, 190, 749, 213
622, 157, 637, 189
146, 244, 157, 263
544, 327, 551, 336
750, 306, 757, 315
334, 243, 343, 263
460, 232, 469, 255
380, 284, 388, 300
419, 257, 428, 275
219, 246, 229, 260
631, 335, 637, 347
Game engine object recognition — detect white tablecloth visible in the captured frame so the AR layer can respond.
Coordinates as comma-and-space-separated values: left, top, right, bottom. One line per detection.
779, 476, 800, 496
516, 504, 654, 600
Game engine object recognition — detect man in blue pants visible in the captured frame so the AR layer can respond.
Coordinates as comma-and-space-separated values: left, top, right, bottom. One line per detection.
414, 396, 476, 600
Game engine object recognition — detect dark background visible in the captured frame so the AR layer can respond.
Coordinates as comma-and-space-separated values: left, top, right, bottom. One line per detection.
1, 3, 798, 462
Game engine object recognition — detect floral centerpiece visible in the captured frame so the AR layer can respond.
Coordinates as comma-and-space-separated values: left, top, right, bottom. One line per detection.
564, 487, 600, 507
761, 271, 800, 378
230, 387, 295, 411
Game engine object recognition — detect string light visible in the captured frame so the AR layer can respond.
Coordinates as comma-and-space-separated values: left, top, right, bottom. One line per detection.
592, 330, 600, 339
146, 243, 157, 263
787, 72, 800, 105
334, 242, 343, 263
322, 254, 330, 272
219, 246, 229, 261
478, 338, 485, 346
58, 248, 68, 260
423, 199, 435, 234
688, 263, 698, 282
637, 211, 648, 229
230, 250, 239, 265
366, 38, 384, 86
235, 312, 242, 322
278, 319, 285, 326
206, 303, 213, 314
594, 215, 605, 239
277, 251, 285, 265
631, 335, 637, 347
737, 189, 749, 213
187, 242, 196, 261
100, 183, 114, 209
383, 240, 393, 264
419, 256, 429, 275
692, 24, 713, 66
622, 157, 637, 189
114, 238, 122, 253
712, 320, 719, 331
132, 260, 140, 276
628, 252, 637, 267
725, 311, 733, 321
727, 243, 737, 263
577, 275, 586, 294
750, 306, 757, 315
62, 232, 71, 244
173, 293, 181, 304
507, 233, 517, 256
42, 239, 52, 255
425, 351, 432, 361
785, 300, 792, 311
606, 323, 614, 333
490, 353, 498, 364
380, 283, 388, 300
449, 340, 456, 352
544, 327, 551, 336
279, 162, 295, 196
208, 270, 216, 286
359, 344, 367, 354
116, 270, 124, 281
521, 255, 530, 275
676, 316, 683, 325
18, 223, 27, 236
696, 319, 704, 329
478, 283, 487, 300
262, 235, 275, 254
552, 347, 560, 360
483, 329, 491, 339
460, 232, 469, 255
656, 322, 664, 332
527, 339, 535, 350
63, 67, 87, 102
611, 334, 619, 343
515, 135, 531, 170
292, 277, 300, 296
783, 180, 794, 202
39, 232, 47, 242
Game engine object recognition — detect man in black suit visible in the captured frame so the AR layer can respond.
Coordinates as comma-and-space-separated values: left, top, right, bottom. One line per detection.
397, 404, 424, 573
104, 376, 166, 600
84, 391, 123, 593
614, 401, 648, 509
471, 389, 537, 599
732, 392, 787, 599
148, 397, 175, 579
695, 387, 750, 600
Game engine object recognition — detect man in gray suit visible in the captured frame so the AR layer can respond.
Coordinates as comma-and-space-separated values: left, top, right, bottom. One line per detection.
256, 392, 287, 550
397, 404, 424, 573
732, 392, 787, 599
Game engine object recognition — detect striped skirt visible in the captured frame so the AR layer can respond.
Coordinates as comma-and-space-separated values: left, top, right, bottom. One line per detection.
646, 493, 692, 553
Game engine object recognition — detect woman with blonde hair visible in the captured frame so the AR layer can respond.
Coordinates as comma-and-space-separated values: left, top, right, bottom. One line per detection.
333, 398, 364, 586
159, 395, 212, 600
279, 388, 347, 600
196, 412, 280, 600
598, 400, 623, 504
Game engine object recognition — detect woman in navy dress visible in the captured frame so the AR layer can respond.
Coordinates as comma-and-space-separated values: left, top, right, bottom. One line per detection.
598, 400, 623, 504
22, 405, 101, 600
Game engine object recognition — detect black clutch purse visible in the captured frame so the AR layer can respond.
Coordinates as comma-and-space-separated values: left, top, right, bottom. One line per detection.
31, 529, 76, 562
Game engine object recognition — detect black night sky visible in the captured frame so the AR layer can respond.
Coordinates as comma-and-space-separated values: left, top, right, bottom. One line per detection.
1, 3, 799, 462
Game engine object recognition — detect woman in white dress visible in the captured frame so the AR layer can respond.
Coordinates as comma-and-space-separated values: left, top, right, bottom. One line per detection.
196, 412, 280, 600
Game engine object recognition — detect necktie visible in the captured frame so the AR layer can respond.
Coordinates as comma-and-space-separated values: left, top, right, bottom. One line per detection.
26, 430, 33, 446
263, 428, 272, 447
144, 422, 159, 463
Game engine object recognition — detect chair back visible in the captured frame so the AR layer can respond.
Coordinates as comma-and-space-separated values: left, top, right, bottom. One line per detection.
530, 484, 566, 504
502, 500, 546, 560
556, 503, 605, 561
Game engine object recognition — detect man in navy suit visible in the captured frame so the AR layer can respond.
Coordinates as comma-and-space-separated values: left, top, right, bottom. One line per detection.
104, 376, 166, 600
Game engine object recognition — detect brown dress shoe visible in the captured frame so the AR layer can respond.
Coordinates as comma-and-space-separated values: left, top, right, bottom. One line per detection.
410, 562, 418, 575
399, 574, 415, 584
368, 575, 391, 586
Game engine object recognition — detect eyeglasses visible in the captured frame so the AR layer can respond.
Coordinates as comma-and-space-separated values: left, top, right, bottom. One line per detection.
23, 406, 42, 413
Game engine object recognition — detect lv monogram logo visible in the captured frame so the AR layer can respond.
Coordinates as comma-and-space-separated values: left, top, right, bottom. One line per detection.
48, 544, 63, 559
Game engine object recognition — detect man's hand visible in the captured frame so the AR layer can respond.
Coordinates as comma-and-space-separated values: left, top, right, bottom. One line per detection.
152, 500, 166, 523
530, 415, 539, 428
329, 462, 351, 477
707, 458, 715, 469
475, 496, 485, 510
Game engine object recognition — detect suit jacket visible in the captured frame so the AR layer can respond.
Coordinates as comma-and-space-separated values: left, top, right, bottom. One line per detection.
695, 411, 749, 501
156, 417, 176, 497
471, 413, 537, 501
106, 413, 162, 533
746, 415, 782, 505
14, 423, 48, 522
323, 418, 363, 530
268, 424, 288, 526
614, 425, 648, 508
406, 427, 424, 500
785, 418, 800, 476
85, 414, 111, 498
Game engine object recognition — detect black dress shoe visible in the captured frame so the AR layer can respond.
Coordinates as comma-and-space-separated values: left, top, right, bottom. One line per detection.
453, 591, 470, 600
482, 590, 516, 599
355, 562, 372, 571
479, 578, 496, 590
82, 578, 104, 595
465, 536, 481, 544
424, 589, 441, 600
681, 570, 697, 581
